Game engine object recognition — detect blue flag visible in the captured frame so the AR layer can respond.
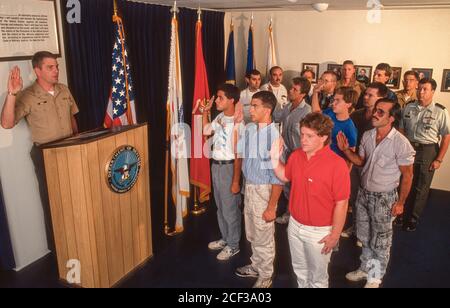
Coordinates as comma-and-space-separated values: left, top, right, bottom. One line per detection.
225, 23, 236, 85
246, 22, 255, 75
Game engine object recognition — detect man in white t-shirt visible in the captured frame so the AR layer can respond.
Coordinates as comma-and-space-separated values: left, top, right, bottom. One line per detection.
261, 66, 288, 108
240, 69, 261, 124
202, 83, 243, 262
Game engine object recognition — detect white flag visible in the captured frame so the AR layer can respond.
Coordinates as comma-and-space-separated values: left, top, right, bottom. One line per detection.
167, 14, 190, 232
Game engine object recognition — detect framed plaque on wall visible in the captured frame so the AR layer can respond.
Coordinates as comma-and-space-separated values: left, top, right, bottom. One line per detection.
0, 0, 60, 61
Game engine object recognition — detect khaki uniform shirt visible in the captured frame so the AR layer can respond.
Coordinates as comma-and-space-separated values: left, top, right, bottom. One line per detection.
396, 90, 417, 108
337, 79, 366, 98
14, 82, 79, 144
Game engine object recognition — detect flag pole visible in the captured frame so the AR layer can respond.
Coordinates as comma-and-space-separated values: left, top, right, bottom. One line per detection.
191, 5, 207, 216
164, 1, 182, 236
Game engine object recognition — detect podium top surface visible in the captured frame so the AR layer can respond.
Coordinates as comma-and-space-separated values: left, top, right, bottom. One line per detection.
40, 123, 147, 149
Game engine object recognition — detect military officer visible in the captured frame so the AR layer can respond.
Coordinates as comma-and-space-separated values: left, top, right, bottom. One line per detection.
399, 78, 450, 231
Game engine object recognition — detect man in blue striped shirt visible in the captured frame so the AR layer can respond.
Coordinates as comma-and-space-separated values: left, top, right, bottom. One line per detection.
235, 91, 283, 288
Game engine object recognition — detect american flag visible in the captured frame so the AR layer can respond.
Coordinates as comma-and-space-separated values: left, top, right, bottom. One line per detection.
104, 15, 136, 128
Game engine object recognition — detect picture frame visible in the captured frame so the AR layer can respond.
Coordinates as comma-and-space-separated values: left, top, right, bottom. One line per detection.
301, 63, 319, 83
0, 0, 61, 62
386, 67, 402, 89
355, 65, 372, 87
327, 63, 342, 81
412, 68, 433, 80
441, 69, 450, 93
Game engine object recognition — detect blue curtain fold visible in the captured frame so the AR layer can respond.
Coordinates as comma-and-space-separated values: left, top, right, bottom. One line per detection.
62, 0, 224, 249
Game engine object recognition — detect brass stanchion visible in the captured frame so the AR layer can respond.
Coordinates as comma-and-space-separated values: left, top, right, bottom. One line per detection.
191, 186, 206, 215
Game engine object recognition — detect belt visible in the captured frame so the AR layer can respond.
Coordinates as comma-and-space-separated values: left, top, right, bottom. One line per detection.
212, 159, 235, 165
411, 142, 438, 149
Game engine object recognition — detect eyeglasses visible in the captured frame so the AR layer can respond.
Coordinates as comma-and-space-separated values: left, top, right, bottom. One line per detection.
373, 108, 387, 117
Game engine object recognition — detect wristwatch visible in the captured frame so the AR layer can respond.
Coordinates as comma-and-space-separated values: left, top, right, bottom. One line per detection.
435, 159, 443, 163
8, 91, 17, 96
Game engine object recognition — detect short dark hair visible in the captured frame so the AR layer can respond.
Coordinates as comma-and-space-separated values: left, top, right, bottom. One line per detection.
343, 60, 354, 66
367, 82, 389, 98
374, 98, 402, 128
245, 69, 261, 79
217, 83, 240, 104
252, 91, 277, 114
300, 68, 316, 79
419, 77, 437, 91
403, 70, 420, 81
322, 70, 338, 81
292, 77, 311, 95
335, 86, 358, 111
375, 63, 392, 77
32, 51, 57, 69
300, 112, 334, 145
269, 66, 283, 75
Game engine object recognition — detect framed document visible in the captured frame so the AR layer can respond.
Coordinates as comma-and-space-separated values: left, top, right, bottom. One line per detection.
0, 0, 60, 61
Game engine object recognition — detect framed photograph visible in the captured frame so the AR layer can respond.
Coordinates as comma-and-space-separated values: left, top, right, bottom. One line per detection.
301, 63, 319, 83
412, 68, 433, 80
0, 0, 61, 62
441, 69, 450, 92
386, 67, 402, 89
327, 64, 342, 81
355, 65, 372, 87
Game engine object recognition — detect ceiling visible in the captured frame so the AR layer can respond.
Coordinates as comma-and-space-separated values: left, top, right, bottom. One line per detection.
137, 0, 450, 11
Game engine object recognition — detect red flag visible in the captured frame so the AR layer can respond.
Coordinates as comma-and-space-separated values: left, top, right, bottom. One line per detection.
190, 19, 211, 203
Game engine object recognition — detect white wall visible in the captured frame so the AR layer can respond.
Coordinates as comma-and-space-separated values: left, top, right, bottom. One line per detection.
225, 9, 450, 191
0, 0, 69, 270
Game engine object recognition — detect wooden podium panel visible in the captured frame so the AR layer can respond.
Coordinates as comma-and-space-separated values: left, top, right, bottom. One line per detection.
42, 124, 152, 288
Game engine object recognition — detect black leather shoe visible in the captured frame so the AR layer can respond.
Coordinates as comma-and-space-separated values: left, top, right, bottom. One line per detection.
404, 220, 417, 232
393, 216, 403, 227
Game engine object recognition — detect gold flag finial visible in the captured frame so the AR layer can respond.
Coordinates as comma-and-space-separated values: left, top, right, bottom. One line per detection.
113, 0, 118, 16
197, 6, 202, 21
171, 1, 179, 18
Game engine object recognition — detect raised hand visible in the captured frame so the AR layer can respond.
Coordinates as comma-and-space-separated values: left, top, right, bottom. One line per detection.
313, 80, 324, 94
234, 101, 244, 124
336, 131, 349, 152
8, 66, 23, 95
270, 137, 284, 164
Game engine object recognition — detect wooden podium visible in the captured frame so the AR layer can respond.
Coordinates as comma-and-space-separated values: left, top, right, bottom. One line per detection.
41, 124, 152, 288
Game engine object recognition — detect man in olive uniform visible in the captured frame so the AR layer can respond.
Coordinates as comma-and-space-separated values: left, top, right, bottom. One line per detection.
396, 70, 419, 108
399, 78, 450, 231
1, 51, 79, 250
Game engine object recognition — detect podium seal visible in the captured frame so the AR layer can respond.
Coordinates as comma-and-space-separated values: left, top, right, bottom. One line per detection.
107, 145, 141, 193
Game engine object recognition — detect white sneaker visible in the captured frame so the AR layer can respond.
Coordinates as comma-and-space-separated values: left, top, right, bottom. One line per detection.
216, 246, 240, 261
208, 239, 227, 251
364, 281, 381, 288
235, 265, 259, 278
345, 269, 368, 282
275, 212, 290, 224
253, 277, 272, 288
341, 226, 354, 238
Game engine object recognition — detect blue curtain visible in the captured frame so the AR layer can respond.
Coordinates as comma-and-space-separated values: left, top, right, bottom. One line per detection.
62, 0, 225, 249
0, 179, 15, 270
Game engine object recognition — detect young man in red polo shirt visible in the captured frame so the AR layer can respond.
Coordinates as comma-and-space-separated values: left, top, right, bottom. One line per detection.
271, 112, 350, 288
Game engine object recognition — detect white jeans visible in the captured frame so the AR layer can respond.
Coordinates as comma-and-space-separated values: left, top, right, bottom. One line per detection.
288, 217, 332, 288
244, 184, 275, 279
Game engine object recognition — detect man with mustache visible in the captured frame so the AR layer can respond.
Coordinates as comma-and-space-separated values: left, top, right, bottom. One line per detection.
261, 66, 288, 108
337, 98, 415, 288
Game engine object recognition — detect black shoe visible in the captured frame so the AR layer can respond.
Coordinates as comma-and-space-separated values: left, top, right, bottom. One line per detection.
404, 220, 417, 232
393, 216, 403, 227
